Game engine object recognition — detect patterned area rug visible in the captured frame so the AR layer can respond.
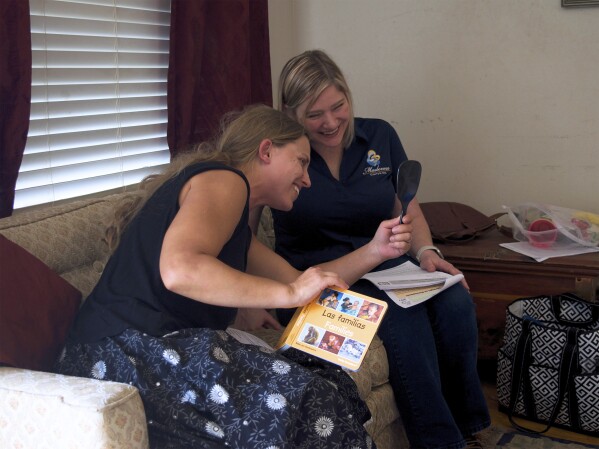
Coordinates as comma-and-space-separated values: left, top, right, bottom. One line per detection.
477, 426, 599, 448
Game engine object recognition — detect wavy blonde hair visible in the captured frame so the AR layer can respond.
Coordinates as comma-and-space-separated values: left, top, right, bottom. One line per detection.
278, 49, 355, 148
105, 104, 306, 251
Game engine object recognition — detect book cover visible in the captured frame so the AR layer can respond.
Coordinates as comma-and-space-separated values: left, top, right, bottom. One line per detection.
275, 287, 387, 371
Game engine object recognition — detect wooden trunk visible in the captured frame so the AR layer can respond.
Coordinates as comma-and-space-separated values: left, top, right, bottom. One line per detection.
436, 228, 599, 360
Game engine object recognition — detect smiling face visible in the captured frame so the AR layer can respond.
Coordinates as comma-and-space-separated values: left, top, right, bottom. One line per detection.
297, 85, 351, 154
267, 135, 311, 211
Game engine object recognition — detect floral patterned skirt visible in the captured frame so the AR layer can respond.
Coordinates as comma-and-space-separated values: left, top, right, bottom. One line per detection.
56, 328, 374, 449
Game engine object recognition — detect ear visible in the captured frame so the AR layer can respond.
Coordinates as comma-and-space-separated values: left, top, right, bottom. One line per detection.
258, 139, 273, 163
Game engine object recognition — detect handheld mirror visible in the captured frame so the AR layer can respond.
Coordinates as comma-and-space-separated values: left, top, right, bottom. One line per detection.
396, 160, 422, 223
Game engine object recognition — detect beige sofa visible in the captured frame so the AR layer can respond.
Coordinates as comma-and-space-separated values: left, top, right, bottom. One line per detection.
0, 191, 408, 449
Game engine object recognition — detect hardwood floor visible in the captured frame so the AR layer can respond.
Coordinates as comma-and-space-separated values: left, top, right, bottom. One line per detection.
478, 361, 599, 447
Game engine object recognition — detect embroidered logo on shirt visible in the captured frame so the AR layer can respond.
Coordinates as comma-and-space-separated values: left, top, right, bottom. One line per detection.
363, 149, 391, 176
366, 150, 381, 168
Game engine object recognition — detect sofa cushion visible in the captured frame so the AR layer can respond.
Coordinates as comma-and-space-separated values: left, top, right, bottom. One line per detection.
0, 367, 149, 449
0, 235, 81, 372
0, 192, 135, 298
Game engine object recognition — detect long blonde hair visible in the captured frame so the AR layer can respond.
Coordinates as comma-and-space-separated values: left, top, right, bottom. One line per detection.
105, 104, 306, 250
278, 49, 355, 148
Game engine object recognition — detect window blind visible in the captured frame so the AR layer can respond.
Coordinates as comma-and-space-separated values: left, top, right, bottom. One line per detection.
16, 0, 171, 209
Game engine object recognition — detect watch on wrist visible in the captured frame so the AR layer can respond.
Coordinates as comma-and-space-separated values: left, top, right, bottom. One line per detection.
416, 245, 444, 263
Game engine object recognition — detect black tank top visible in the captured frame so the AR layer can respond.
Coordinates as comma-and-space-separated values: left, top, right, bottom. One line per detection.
69, 162, 251, 343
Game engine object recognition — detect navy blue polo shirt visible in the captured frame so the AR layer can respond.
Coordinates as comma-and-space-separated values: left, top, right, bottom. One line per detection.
272, 117, 408, 270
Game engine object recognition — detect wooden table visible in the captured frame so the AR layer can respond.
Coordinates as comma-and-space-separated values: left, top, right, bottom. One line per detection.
436, 228, 599, 359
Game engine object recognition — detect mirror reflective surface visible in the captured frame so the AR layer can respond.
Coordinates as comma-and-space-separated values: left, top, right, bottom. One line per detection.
396, 160, 422, 224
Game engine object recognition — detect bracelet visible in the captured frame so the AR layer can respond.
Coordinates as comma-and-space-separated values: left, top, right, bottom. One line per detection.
416, 245, 444, 263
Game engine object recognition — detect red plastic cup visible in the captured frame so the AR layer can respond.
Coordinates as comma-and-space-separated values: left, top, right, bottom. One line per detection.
527, 218, 558, 248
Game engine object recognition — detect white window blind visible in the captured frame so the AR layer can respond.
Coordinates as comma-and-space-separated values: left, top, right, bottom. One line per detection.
16, 0, 171, 209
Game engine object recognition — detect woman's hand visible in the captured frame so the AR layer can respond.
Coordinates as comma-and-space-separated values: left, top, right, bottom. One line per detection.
418, 251, 471, 291
371, 215, 413, 260
285, 267, 348, 309
311, 216, 413, 287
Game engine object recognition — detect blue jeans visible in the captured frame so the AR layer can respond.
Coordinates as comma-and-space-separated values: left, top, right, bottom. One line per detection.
351, 276, 491, 449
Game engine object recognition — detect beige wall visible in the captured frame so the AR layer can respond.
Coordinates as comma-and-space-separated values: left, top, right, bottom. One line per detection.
268, 0, 599, 216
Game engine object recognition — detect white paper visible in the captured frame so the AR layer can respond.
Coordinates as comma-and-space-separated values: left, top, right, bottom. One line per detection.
499, 242, 599, 262
361, 261, 450, 289
361, 262, 464, 308
383, 274, 464, 308
225, 327, 275, 351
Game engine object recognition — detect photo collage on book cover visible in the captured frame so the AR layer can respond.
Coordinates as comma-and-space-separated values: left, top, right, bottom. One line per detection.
297, 288, 383, 363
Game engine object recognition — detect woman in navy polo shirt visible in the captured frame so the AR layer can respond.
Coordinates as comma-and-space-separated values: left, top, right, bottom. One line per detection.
269, 50, 491, 449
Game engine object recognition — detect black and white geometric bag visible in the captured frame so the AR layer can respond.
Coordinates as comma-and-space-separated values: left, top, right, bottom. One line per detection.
497, 293, 599, 436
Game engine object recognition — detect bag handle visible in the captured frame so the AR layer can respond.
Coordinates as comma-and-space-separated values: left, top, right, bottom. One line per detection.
507, 320, 579, 434
551, 293, 599, 327
507, 319, 533, 422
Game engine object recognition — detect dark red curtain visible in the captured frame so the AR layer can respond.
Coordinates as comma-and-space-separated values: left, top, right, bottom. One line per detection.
0, 1, 31, 218
0, 1, 271, 216
167, 0, 272, 155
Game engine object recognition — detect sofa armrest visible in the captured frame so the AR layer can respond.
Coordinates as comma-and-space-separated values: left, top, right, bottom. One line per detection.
0, 367, 148, 449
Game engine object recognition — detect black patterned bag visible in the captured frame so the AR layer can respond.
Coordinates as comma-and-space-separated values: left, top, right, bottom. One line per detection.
496, 293, 599, 436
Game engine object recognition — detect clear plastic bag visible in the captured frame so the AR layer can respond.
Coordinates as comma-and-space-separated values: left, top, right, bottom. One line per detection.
503, 203, 599, 248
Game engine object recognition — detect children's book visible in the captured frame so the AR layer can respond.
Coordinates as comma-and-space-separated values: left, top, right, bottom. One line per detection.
361, 261, 464, 308
275, 287, 387, 371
